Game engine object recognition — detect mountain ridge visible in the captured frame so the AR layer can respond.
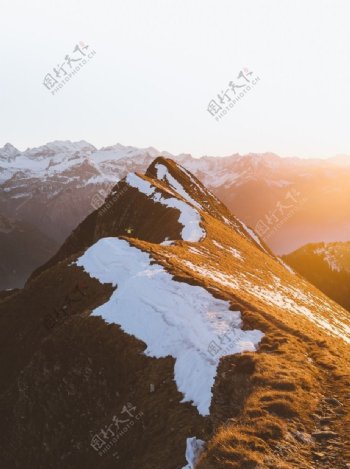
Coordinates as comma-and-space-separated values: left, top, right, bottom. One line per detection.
1, 141, 350, 289
1, 158, 350, 468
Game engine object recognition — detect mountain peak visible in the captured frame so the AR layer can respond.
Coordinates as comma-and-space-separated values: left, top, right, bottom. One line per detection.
23, 140, 96, 158
30, 157, 273, 282
0, 142, 20, 159
146, 155, 178, 176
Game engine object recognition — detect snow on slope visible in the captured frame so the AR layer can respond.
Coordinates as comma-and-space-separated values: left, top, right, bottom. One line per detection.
0, 143, 20, 161
126, 172, 205, 242
212, 240, 243, 261
277, 258, 295, 274
0, 141, 95, 181
155, 163, 202, 210
76, 238, 263, 416
3, 140, 350, 191
178, 259, 350, 344
237, 218, 269, 254
182, 437, 205, 469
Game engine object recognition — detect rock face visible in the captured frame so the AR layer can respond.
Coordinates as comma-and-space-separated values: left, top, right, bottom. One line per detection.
283, 241, 350, 312
1, 140, 350, 288
1, 158, 350, 468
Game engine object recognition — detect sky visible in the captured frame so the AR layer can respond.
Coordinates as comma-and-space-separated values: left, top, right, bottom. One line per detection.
1, 0, 350, 158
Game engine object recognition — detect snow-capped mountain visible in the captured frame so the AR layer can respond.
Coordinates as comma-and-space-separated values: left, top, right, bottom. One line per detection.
0, 143, 21, 162
0, 140, 169, 244
284, 241, 350, 312
1, 140, 350, 289
1, 158, 350, 468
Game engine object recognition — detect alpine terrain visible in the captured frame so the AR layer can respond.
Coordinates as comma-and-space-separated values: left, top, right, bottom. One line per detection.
1, 158, 350, 468
1, 141, 350, 289
284, 242, 350, 313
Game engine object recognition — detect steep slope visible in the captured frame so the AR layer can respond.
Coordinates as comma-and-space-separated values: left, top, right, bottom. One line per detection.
283, 242, 350, 312
0, 214, 58, 290
0, 158, 350, 469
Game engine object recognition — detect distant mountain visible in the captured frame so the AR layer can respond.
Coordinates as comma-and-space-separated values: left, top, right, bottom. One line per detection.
187, 153, 350, 254
1, 140, 350, 288
0, 143, 21, 162
283, 241, 350, 312
0, 140, 163, 244
1, 158, 350, 468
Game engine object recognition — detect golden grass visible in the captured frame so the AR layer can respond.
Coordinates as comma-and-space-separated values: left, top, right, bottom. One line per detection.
128, 210, 350, 468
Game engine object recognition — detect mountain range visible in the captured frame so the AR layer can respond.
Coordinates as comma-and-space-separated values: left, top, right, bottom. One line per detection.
1, 158, 350, 468
1, 140, 350, 290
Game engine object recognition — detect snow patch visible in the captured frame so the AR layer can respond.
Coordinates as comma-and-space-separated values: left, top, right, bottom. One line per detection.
277, 258, 295, 274
212, 240, 243, 260
238, 219, 269, 254
76, 238, 263, 415
155, 163, 202, 210
161, 238, 175, 246
179, 259, 350, 344
126, 173, 205, 242
182, 437, 205, 469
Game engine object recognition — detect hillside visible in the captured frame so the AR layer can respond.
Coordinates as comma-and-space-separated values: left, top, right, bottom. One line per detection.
283, 242, 350, 313
0, 213, 58, 290
0, 158, 350, 468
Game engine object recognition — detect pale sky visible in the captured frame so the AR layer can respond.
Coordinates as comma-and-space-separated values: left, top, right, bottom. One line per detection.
1, 0, 350, 158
